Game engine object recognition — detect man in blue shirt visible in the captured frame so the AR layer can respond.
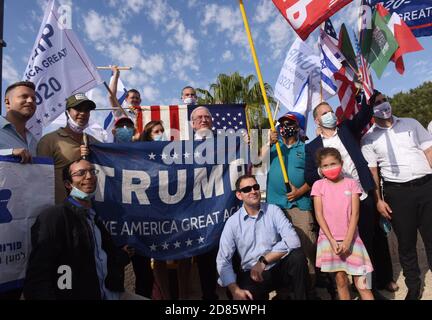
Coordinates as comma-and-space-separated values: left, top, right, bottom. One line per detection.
266, 112, 317, 290
217, 174, 308, 300
0, 81, 37, 164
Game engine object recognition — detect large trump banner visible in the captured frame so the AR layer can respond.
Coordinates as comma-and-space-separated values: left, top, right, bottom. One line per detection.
0, 157, 54, 293
90, 137, 248, 260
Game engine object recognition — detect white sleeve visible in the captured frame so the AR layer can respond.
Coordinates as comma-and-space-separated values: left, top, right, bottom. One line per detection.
0, 148, 13, 156
361, 135, 378, 167
412, 119, 432, 150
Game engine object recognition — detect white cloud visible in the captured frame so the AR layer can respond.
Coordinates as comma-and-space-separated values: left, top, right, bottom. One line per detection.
187, 0, 199, 8
254, 0, 275, 24
83, 11, 122, 42
131, 35, 142, 45
140, 54, 165, 76
3, 55, 20, 85
222, 50, 234, 62
141, 85, 160, 103
125, 0, 145, 14
266, 15, 292, 59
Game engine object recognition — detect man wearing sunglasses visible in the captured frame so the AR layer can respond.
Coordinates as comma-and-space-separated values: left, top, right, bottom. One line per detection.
24, 159, 144, 300
361, 92, 432, 300
217, 174, 309, 300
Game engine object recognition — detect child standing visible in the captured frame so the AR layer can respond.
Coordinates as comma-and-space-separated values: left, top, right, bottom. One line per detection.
311, 147, 374, 300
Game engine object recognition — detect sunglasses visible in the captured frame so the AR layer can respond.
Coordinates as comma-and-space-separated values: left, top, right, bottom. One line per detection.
238, 184, 260, 193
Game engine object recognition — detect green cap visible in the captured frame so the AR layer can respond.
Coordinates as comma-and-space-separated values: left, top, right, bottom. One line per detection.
65, 93, 96, 110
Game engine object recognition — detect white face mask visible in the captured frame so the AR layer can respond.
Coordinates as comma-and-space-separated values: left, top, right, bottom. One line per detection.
373, 101, 392, 120
183, 97, 197, 105
153, 133, 167, 141
66, 111, 89, 133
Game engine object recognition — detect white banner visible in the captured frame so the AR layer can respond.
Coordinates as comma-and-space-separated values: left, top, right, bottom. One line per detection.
274, 38, 327, 117
0, 157, 54, 292
23, 0, 102, 139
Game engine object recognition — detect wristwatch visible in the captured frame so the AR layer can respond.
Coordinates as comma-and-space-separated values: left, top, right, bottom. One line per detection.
258, 256, 269, 266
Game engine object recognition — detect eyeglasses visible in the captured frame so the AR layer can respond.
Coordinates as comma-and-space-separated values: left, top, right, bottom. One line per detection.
238, 184, 260, 193
194, 115, 212, 121
374, 97, 388, 105
71, 168, 99, 177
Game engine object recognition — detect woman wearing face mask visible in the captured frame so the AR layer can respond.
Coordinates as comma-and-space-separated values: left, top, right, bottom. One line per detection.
140, 121, 166, 142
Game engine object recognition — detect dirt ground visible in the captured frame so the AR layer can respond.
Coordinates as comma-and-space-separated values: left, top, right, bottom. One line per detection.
125, 230, 431, 300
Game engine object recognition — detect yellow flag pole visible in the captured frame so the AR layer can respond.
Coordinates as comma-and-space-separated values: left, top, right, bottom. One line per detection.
238, 0, 291, 192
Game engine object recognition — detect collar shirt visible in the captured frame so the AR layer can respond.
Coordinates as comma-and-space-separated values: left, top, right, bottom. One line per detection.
67, 197, 120, 300
361, 117, 432, 183
321, 128, 367, 200
216, 203, 300, 287
0, 116, 37, 156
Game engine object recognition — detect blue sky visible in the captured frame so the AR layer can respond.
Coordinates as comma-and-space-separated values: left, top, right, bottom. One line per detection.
2, 0, 431, 136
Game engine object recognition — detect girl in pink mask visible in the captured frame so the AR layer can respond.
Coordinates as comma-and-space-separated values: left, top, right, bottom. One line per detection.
311, 147, 374, 300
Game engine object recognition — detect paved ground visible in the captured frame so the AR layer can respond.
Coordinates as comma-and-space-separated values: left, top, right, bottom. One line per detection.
125, 230, 431, 300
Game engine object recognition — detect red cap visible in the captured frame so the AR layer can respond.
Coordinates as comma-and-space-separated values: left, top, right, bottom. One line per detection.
114, 116, 134, 127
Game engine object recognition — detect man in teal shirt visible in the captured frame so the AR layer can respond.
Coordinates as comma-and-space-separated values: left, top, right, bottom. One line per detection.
266, 112, 317, 292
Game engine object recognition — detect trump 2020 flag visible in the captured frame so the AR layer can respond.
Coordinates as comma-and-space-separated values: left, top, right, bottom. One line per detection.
90, 137, 248, 260
272, 0, 353, 40
24, 0, 102, 139
0, 157, 54, 292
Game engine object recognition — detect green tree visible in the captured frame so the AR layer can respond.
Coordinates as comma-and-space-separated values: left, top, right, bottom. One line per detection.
196, 72, 276, 129
390, 81, 432, 127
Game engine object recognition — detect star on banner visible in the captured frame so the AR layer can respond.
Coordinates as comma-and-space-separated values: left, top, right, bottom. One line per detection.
185, 239, 193, 247
150, 244, 157, 251
183, 152, 190, 159
148, 153, 156, 160
161, 153, 168, 160
197, 236, 205, 244
173, 241, 181, 249
161, 242, 169, 250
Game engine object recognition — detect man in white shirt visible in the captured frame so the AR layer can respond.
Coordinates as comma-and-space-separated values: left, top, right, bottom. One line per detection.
361, 92, 432, 300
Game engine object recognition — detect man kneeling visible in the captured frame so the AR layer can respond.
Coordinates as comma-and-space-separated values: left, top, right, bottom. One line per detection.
24, 159, 144, 300
217, 174, 309, 300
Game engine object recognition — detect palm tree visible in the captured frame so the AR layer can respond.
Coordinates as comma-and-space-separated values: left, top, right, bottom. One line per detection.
196, 72, 276, 128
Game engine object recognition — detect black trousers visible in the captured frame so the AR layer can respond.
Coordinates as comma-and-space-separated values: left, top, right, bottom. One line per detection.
131, 254, 154, 298
196, 247, 219, 300
358, 192, 394, 289
383, 178, 432, 291
237, 248, 308, 300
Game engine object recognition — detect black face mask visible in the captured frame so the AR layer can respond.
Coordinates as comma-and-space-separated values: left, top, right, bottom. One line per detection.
280, 123, 298, 138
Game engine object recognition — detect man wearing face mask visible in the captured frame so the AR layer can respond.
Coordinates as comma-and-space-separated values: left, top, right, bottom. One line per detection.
361, 93, 432, 300
266, 112, 317, 297
37, 93, 100, 204
112, 116, 136, 143
24, 159, 145, 300
305, 91, 396, 299
181, 86, 198, 105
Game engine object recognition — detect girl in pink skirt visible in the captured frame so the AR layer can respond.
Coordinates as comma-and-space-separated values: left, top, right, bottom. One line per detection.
311, 147, 374, 300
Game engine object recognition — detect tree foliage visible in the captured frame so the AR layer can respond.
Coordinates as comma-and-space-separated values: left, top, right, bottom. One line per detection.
390, 81, 432, 127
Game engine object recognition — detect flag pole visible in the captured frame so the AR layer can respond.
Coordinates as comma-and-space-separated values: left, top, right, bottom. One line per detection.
238, 0, 291, 192
102, 81, 129, 117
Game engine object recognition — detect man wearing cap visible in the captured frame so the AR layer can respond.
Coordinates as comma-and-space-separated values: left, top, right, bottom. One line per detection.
0, 81, 37, 165
112, 116, 137, 143
361, 92, 432, 300
37, 93, 100, 204
267, 112, 316, 296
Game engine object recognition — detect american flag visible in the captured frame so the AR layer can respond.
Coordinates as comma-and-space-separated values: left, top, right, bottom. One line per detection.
320, 19, 345, 96
135, 104, 248, 141
334, 66, 359, 122
353, 32, 374, 103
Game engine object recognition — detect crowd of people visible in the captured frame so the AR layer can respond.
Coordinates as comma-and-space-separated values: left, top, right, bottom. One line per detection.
0, 71, 431, 301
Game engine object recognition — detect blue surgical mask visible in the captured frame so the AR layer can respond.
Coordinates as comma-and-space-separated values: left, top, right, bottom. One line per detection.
115, 127, 134, 143
320, 112, 337, 129
70, 186, 96, 201
153, 133, 166, 141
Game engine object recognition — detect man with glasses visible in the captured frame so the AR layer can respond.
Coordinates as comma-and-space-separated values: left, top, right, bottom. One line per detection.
24, 159, 144, 300
361, 92, 432, 300
216, 174, 309, 300
37, 93, 100, 204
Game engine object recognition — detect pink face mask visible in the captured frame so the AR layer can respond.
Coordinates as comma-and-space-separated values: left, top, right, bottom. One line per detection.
321, 166, 342, 180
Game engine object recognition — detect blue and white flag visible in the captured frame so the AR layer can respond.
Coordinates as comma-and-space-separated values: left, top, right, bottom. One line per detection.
90, 137, 248, 260
371, 0, 432, 37
0, 157, 54, 292
320, 19, 345, 95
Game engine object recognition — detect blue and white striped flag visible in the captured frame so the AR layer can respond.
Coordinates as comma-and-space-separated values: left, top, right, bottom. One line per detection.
320, 19, 345, 96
